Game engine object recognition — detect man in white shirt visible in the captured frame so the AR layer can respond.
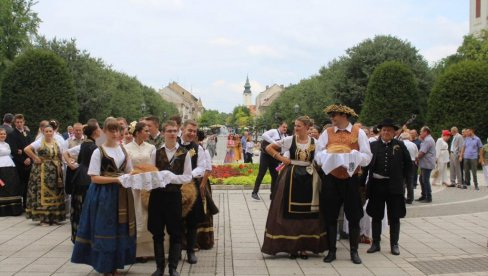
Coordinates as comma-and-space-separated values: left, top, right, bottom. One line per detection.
315, 104, 372, 265
148, 120, 192, 276
251, 122, 288, 200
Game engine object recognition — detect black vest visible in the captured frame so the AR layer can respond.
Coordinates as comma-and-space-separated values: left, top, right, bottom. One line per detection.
372, 141, 393, 176
179, 141, 198, 170
155, 146, 188, 175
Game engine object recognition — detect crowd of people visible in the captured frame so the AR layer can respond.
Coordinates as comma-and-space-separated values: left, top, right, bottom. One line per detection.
250, 104, 487, 265
0, 113, 217, 276
0, 105, 487, 273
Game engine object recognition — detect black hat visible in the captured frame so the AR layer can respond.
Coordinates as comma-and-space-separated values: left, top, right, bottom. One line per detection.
377, 118, 399, 131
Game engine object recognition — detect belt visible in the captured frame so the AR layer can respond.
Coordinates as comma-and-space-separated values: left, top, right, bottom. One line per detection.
372, 173, 389, 179
290, 160, 311, 166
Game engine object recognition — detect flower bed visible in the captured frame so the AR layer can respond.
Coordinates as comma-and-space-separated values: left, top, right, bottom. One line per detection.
210, 163, 271, 185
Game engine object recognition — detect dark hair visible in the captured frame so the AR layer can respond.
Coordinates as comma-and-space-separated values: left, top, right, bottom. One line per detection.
3, 113, 13, 124
162, 120, 178, 132
48, 119, 59, 130
14, 114, 24, 121
145, 115, 160, 127
170, 115, 182, 125
132, 122, 147, 137
197, 129, 205, 142
83, 121, 99, 139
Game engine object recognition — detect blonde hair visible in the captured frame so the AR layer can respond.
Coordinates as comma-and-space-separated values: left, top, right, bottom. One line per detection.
103, 117, 122, 132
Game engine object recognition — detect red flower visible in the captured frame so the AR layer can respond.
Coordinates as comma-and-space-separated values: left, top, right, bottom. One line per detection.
239, 164, 244, 169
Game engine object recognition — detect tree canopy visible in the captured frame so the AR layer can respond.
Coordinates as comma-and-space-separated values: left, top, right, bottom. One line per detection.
428, 60, 488, 140
0, 49, 78, 129
360, 61, 419, 126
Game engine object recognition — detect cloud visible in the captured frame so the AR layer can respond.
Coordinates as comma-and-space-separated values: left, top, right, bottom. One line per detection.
209, 37, 239, 47
247, 45, 283, 59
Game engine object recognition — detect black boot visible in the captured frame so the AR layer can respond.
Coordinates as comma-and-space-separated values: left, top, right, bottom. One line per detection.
168, 242, 181, 276
151, 240, 165, 276
390, 222, 400, 256
367, 219, 382, 253
186, 228, 198, 264
323, 226, 337, 263
349, 225, 362, 264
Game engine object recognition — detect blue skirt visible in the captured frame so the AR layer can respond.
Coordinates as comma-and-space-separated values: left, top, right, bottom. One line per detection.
71, 183, 136, 273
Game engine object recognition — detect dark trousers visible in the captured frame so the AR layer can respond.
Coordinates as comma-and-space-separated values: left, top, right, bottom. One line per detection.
464, 158, 479, 187
244, 152, 253, 163
321, 174, 363, 227
148, 189, 182, 245
419, 168, 432, 199
15, 163, 30, 208
412, 163, 419, 188
405, 161, 416, 201
252, 152, 279, 198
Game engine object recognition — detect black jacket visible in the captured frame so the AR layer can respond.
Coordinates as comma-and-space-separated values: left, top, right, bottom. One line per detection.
364, 139, 412, 195
7, 128, 32, 166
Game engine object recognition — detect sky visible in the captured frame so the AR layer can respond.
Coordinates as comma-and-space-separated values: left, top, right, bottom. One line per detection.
33, 0, 469, 113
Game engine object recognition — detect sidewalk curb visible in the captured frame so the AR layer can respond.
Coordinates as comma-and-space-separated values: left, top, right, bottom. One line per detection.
211, 184, 270, 190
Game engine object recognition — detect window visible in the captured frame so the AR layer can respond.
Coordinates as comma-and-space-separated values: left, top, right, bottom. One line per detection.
476, 0, 481, 18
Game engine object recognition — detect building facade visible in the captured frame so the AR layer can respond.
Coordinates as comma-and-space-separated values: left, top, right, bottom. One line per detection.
158, 82, 204, 120
470, 0, 488, 35
255, 84, 285, 115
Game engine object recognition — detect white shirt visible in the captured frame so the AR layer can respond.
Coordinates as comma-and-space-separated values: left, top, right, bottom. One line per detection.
245, 141, 255, 154
35, 134, 67, 152
180, 139, 206, 178
125, 141, 156, 166
403, 140, 419, 162
150, 143, 192, 184
30, 139, 63, 154
315, 123, 372, 167
275, 136, 314, 156
435, 138, 450, 163
0, 142, 15, 167
262, 128, 285, 144
88, 145, 133, 176
201, 145, 213, 171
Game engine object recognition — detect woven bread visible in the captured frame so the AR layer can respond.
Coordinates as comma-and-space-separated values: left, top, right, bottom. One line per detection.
327, 144, 352, 153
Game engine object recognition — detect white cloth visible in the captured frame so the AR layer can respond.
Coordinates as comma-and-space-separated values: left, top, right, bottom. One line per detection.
88, 145, 132, 176
245, 141, 255, 154
433, 162, 449, 185
202, 146, 212, 171
483, 165, 488, 187
67, 145, 81, 157
315, 123, 372, 168
118, 171, 174, 190
262, 128, 285, 144
435, 138, 450, 163
0, 142, 15, 167
403, 140, 419, 161
316, 151, 363, 177
149, 143, 192, 184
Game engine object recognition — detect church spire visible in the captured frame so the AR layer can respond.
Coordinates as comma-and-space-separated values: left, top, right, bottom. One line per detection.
243, 75, 251, 94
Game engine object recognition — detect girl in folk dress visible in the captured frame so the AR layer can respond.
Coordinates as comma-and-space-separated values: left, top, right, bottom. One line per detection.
24, 121, 65, 225
125, 121, 156, 262
0, 128, 21, 216
71, 117, 136, 276
233, 134, 242, 162
224, 134, 235, 163
261, 116, 327, 258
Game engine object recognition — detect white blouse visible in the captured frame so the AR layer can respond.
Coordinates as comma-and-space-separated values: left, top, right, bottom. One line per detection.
274, 136, 314, 158
435, 138, 450, 163
0, 142, 15, 167
125, 141, 156, 166
88, 145, 133, 176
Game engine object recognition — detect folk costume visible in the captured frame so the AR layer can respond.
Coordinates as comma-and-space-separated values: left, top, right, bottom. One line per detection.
71, 145, 136, 273
261, 135, 327, 256
364, 119, 412, 256
148, 143, 192, 276
315, 104, 372, 264
7, 126, 32, 208
125, 140, 156, 258
25, 139, 66, 224
223, 137, 235, 163
0, 141, 22, 216
68, 139, 97, 242
65, 135, 85, 195
178, 139, 206, 263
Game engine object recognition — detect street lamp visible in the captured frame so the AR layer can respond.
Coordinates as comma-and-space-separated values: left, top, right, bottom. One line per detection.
140, 102, 147, 116
294, 104, 300, 115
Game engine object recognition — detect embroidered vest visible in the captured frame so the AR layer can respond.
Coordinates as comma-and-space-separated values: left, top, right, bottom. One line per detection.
326, 125, 360, 179
155, 146, 188, 190
179, 141, 199, 170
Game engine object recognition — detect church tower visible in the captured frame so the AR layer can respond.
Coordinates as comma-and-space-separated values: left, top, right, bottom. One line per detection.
470, 0, 488, 35
243, 75, 252, 106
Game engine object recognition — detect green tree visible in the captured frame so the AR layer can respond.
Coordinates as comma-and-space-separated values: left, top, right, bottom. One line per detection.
141, 85, 178, 122
327, 35, 432, 121
0, 0, 40, 73
229, 106, 251, 130
198, 109, 228, 127
360, 61, 418, 126
428, 60, 488, 140
265, 75, 333, 128
0, 49, 78, 129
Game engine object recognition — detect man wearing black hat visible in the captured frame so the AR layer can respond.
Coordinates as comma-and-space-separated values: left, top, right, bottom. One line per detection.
316, 104, 372, 264
364, 119, 412, 256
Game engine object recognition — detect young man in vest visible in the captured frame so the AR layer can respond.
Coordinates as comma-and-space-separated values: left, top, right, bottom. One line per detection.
315, 104, 372, 264
251, 122, 287, 200
148, 120, 192, 276
179, 119, 207, 264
